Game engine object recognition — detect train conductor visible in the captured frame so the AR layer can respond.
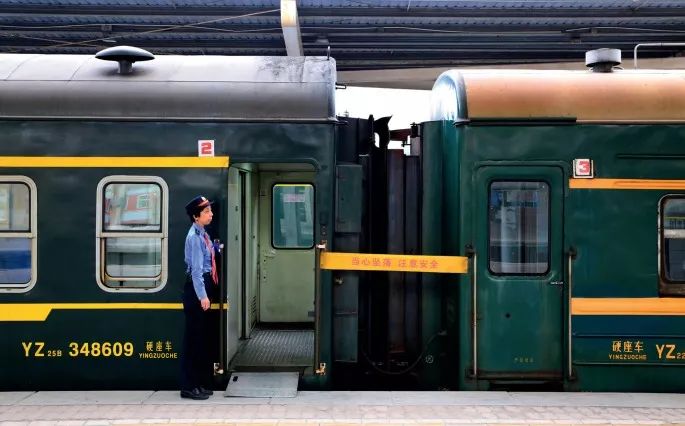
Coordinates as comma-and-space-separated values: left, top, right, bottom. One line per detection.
180, 196, 218, 400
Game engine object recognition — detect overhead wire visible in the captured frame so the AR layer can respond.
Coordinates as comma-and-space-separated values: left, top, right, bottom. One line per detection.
5, 23, 685, 36
2, 2, 684, 51
36, 7, 280, 49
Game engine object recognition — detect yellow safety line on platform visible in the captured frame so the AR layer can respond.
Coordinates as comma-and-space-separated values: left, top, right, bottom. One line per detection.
320, 252, 468, 274
0, 302, 229, 322
569, 178, 685, 190
0, 156, 230, 168
572, 298, 685, 315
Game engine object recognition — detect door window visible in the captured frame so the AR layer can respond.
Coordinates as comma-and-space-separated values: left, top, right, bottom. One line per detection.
272, 184, 314, 249
488, 181, 550, 275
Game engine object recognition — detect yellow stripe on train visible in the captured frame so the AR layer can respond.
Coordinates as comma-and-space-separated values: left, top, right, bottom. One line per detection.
0, 156, 229, 168
0, 303, 229, 322
572, 298, 685, 316
570, 178, 685, 190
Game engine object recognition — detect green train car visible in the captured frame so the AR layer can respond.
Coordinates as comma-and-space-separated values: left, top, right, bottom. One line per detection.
0, 50, 362, 391
0, 48, 684, 392
424, 60, 685, 391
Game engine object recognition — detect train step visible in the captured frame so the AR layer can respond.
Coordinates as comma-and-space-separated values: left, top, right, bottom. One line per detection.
231, 327, 314, 369
223, 371, 299, 398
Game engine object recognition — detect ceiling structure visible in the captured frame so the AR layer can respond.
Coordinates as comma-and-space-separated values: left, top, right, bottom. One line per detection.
1, 0, 684, 87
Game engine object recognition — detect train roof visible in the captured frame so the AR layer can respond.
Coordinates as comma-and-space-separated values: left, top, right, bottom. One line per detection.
0, 54, 336, 121
430, 69, 685, 123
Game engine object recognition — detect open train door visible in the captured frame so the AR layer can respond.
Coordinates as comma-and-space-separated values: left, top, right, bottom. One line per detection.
225, 167, 316, 397
472, 165, 565, 383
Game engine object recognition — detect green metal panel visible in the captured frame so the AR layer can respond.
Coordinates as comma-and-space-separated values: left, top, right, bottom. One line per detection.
332, 271, 358, 362
473, 166, 564, 379
438, 121, 465, 389
332, 165, 362, 362
418, 121, 446, 389
225, 167, 242, 361
335, 165, 362, 233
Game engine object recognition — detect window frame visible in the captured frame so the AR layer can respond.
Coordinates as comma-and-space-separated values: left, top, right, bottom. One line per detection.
271, 182, 315, 250
487, 179, 551, 277
0, 176, 37, 293
95, 176, 168, 293
658, 194, 685, 296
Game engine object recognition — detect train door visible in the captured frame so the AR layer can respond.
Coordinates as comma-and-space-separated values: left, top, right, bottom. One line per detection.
225, 167, 249, 364
258, 172, 315, 323
473, 166, 564, 381
226, 167, 315, 380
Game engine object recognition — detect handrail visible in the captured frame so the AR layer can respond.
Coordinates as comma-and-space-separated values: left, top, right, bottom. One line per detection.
634, 42, 685, 69
215, 239, 225, 376
314, 240, 327, 375
567, 246, 577, 380
464, 245, 477, 378
472, 251, 478, 378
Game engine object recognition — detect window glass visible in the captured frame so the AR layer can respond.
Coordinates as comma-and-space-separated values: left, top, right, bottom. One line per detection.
98, 177, 167, 291
104, 183, 161, 231
0, 237, 31, 284
105, 237, 162, 279
489, 181, 549, 274
662, 198, 685, 282
0, 183, 29, 232
272, 184, 314, 249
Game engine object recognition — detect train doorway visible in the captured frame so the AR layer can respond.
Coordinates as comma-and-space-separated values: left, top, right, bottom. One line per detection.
473, 165, 564, 382
225, 164, 316, 377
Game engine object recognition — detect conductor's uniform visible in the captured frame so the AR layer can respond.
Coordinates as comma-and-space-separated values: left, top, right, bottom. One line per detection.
180, 196, 217, 400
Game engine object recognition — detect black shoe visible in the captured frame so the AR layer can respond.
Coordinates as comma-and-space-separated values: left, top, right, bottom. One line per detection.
180, 388, 209, 400
199, 386, 214, 396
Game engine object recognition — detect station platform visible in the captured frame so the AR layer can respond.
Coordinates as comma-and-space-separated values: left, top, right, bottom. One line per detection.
1, 391, 685, 426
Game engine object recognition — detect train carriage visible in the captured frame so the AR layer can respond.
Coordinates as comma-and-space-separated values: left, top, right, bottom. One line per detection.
425, 53, 685, 391
0, 50, 356, 391
1, 47, 685, 393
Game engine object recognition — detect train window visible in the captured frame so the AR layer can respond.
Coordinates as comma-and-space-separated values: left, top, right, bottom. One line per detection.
488, 181, 550, 275
661, 197, 685, 285
103, 183, 161, 232
96, 176, 168, 292
105, 238, 162, 278
272, 184, 314, 249
0, 177, 37, 291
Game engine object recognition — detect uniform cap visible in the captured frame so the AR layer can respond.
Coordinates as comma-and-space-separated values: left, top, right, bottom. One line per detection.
185, 195, 213, 216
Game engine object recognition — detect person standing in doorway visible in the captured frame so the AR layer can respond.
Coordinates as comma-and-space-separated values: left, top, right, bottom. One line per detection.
180, 195, 218, 400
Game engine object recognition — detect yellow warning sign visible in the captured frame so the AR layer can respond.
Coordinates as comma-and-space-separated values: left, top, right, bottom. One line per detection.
320, 252, 468, 274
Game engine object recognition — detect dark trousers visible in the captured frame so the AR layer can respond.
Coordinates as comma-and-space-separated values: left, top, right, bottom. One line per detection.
180, 273, 213, 391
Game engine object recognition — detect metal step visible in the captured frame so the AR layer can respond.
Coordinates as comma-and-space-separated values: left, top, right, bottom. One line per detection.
224, 372, 299, 398
231, 328, 314, 368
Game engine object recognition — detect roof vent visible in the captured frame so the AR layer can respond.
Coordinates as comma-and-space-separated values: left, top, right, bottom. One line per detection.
585, 48, 621, 73
95, 46, 154, 75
